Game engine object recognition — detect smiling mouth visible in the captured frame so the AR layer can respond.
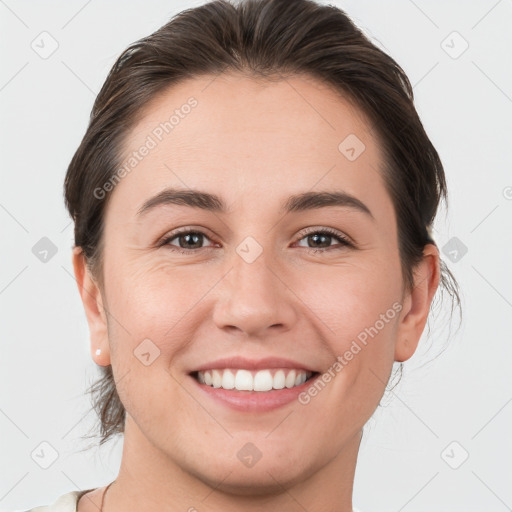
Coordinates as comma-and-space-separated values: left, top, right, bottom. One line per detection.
191, 368, 319, 392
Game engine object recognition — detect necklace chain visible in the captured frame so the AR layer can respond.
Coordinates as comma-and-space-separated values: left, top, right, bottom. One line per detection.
100, 481, 114, 512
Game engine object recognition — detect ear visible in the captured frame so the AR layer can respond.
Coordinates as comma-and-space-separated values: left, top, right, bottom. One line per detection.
395, 243, 441, 362
72, 246, 111, 366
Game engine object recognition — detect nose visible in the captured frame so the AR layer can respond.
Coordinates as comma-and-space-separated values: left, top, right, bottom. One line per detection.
212, 249, 297, 339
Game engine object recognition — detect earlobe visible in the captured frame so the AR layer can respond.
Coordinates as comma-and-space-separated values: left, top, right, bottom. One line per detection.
94, 347, 110, 367
394, 244, 441, 362
72, 246, 111, 366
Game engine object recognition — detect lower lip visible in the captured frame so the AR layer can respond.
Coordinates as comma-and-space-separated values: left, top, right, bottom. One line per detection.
190, 373, 320, 412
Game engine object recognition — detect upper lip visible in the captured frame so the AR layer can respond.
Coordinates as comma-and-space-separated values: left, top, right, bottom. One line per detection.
191, 356, 318, 373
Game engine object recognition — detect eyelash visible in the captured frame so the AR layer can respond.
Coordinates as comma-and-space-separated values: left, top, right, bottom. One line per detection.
158, 227, 354, 255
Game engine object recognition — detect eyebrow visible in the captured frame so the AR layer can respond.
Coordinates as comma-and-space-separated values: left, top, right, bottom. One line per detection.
136, 188, 374, 220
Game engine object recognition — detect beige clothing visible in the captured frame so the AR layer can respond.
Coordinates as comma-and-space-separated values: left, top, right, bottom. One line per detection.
21, 489, 96, 512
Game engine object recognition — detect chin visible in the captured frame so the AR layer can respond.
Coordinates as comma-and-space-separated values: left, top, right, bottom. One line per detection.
187, 449, 314, 497
199, 467, 306, 497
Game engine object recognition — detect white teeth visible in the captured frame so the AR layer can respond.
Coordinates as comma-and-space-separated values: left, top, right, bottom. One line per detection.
235, 369, 253, 391
196, 368, 312, 392
253, 370, 273, 391
273, 369, 285, 389
295, 372, 306, 386
212, 369, 222, 388
221, 369, 235, 390
285, 369, 296, 388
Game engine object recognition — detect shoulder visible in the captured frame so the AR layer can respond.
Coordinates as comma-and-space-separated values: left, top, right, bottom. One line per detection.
18, 489, 95, 512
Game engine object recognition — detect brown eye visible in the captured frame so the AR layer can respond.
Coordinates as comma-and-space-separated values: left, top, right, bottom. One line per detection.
173, 232, 204, 249
160, 230, 215, 254
295, 228, 353, 252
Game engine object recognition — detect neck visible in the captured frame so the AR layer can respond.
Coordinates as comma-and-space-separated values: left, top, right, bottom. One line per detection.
105, 416, 361, 512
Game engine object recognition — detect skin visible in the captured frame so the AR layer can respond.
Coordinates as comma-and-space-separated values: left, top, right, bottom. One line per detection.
73, 72, 440, 512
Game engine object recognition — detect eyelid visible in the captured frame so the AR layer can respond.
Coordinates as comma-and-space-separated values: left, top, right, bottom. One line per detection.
294, 226, 354, 246
157, 226, 217, 249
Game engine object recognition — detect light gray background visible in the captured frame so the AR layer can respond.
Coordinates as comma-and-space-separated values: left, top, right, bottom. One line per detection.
1, 1, 511, 511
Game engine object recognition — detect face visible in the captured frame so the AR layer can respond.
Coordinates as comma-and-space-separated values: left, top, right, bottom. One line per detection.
75, 72, 439, 494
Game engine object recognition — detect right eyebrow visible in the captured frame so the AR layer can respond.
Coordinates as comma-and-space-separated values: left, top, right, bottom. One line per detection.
137, 188, 225, 217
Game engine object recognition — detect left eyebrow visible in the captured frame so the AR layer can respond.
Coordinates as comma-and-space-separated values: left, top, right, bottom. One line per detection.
136, 187, 374, 221
282, 191, 374, 220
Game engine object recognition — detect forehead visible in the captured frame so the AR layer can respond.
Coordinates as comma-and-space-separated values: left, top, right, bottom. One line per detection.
110, 72, 389, 220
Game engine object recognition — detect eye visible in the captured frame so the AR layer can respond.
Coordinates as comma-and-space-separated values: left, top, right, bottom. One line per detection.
294, 227, 353, 252
159, 229, 216, 254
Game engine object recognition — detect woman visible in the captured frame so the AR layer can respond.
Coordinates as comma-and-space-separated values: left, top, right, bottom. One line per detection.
24, 0, 460, 510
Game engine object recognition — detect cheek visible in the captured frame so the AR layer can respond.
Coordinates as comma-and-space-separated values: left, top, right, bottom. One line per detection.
294, 258, 402, 414
104, 251, 210, 328
296, 259, 402, 347
103, 253, 223, 375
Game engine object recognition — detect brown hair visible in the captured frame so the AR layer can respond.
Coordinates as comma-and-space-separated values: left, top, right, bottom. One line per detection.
65, 0, 461, 448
